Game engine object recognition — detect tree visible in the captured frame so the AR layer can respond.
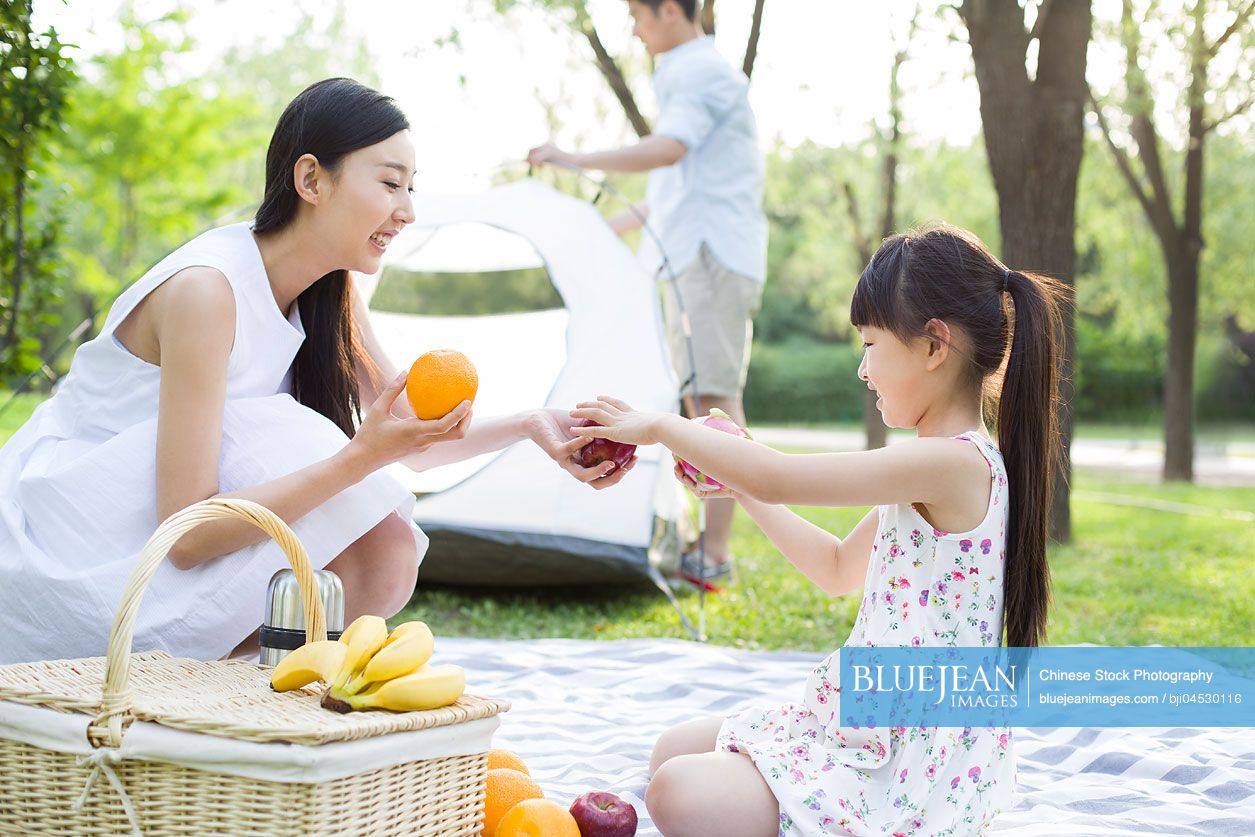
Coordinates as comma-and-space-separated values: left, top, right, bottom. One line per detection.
51, 6, 257, 335
496, 0, 768, 140
958, 0, 1092, 544
841, 5, 921, 451
1090, 0, 1254, 481
0, 0, 75, 379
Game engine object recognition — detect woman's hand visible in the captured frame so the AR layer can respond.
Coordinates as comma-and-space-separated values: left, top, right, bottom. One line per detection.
349, 373, 473, 472
672, 457, 740, 500
569, 396, 666, 446
524, 407, 638, 490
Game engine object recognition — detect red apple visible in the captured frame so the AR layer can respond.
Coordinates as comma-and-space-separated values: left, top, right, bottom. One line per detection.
569, 790, 638, 837
677, 409, 751, 490
573, 419, 637, 470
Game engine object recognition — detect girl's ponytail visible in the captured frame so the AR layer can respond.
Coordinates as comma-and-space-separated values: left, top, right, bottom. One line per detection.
851, 225, 1072, 648
998, 269, 1069, 647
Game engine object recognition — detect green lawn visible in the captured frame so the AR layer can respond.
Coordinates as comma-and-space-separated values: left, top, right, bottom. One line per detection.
3, 391, 1250, 650
400, 472, 1255, 650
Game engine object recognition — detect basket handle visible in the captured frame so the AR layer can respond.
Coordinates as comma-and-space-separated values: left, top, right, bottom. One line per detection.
87, 498, 326, 748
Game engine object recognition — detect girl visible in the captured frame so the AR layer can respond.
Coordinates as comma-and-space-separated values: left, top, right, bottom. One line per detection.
571, 224, 1067, 836
0, 78, 631, 666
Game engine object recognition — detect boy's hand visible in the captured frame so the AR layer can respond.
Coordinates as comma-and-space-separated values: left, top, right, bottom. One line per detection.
527, 143, 577, 169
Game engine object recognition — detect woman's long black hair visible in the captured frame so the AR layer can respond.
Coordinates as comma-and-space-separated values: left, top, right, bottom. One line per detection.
254, 78, 408, 436
851, 224, 1070, 647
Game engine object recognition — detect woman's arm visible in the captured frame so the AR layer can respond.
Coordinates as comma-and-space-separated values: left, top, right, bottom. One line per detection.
348, 277, 636, 488
571, 398, 988, 510
153, 269, 469, 570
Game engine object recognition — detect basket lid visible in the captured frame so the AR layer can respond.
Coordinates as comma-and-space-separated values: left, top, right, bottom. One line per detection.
0, 651, 509, 747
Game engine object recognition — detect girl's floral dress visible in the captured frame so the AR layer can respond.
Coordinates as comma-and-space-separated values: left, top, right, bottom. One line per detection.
716, 433, 1016, 836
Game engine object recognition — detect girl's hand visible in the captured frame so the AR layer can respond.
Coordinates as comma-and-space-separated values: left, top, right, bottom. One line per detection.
350, 373, 473, 470
673, 457, 739, 500
524, 408, 638, 490
569, 396, 664, 446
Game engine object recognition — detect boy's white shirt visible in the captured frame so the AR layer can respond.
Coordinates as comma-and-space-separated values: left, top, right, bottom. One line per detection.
643, 35, 768, 283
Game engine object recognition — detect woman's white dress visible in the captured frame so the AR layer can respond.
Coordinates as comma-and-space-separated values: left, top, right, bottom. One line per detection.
0, 223, 425, 665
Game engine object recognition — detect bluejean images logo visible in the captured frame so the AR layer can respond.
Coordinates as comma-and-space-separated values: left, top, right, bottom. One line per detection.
838, 647, 1253, 727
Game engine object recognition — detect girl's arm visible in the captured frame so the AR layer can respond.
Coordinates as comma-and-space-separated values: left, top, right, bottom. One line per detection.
740, 499, 880, 596
348, 276, 636, 488
571, 398, 987, 509
153, 269, 470, 570
676, 463, 880, 596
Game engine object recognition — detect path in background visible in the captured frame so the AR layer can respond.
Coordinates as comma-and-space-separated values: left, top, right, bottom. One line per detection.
755, 427, 1255, 488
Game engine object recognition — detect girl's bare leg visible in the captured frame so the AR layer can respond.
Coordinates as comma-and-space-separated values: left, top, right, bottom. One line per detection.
650, 715, 726, 776
646, 751, 779, 837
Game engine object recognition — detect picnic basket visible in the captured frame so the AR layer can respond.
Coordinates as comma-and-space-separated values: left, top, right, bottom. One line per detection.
0, 498, 511, 836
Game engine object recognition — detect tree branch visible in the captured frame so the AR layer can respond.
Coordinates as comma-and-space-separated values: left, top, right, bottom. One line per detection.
841, 180, 874, 266
1208, 0, 1254, 57
742, 0, 766, 79
1088, 87, 1160, 225
575, 7, 651, 137
1204, 93, 1255, 132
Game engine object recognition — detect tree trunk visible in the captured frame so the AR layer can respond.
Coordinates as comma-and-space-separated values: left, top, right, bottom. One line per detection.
742, 0, 766, 80
1163, 252, 1199, 480
3, 153, 26, 355
962, 0, 1091, 544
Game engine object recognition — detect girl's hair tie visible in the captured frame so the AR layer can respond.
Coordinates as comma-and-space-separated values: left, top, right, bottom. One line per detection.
1002, 269, 1012, 294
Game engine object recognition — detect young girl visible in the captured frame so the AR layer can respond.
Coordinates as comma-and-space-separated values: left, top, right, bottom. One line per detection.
571, 224, 1066, 836
0, 78, 630, 666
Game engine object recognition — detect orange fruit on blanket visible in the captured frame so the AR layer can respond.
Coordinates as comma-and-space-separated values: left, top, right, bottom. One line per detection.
487, 748, 530, 775
495, 799, 580, 837
406, 349, 478, 420
482, 768, 544, 837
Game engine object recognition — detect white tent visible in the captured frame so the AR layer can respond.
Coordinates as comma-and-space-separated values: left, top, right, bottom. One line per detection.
360, 179, 685, 586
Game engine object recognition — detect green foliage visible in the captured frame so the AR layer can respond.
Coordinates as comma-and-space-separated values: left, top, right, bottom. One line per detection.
371, 268, 563, 316
49, 6, 256, 325
744, 338, 865, 424
0, 0, 75, 380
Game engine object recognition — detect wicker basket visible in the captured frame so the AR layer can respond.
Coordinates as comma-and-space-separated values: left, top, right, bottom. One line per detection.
0, 498, 510, 836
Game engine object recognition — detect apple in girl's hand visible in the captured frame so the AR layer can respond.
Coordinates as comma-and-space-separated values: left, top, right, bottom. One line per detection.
573, 419, 637, 470
677, 408, 751, 491
569, 791, 638, 837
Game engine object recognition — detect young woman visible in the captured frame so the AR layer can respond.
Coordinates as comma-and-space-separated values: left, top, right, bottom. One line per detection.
0, 78, 633, 666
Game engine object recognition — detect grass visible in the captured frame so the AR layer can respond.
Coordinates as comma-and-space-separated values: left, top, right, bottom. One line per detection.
3, 391, 1250, 650
399, 471, 1255, 651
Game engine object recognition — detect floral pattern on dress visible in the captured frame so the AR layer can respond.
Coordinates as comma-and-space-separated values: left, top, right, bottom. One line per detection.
716, 433, 1017, 835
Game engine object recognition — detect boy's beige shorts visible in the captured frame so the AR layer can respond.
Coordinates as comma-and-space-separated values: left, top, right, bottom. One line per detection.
660, 242, 764, 400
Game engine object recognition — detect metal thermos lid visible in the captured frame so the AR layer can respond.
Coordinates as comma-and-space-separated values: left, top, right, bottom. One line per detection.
263, 568, 345, 634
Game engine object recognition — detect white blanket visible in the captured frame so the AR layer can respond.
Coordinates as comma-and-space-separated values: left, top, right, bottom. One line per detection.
441, 637, 1255, 836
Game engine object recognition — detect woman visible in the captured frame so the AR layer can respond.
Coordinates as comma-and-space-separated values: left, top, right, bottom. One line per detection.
0, 78, 633, 665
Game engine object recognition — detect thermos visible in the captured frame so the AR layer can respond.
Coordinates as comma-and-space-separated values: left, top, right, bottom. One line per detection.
260, 568, 345, 667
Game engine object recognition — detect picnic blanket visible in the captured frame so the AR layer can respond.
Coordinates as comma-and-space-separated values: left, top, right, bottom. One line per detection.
440, 637, 1255, 836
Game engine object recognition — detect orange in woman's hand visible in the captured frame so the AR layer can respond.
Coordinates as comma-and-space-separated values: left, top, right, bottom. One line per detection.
482, 768, 544, 837
406, 349, 478, 420
495, 799, 581, 837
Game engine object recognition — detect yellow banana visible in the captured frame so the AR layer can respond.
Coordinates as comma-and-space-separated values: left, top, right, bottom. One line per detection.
324, 664, 465, 713
270, 640, 347, 692
333, 614, 388, 687
342, 622, 434, 696
384, 620, 431, 647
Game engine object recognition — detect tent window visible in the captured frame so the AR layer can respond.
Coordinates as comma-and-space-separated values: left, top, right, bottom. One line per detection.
371, 267, 563, 316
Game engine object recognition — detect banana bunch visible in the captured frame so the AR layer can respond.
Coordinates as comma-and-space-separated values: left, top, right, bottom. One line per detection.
270, 615, 465, 714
